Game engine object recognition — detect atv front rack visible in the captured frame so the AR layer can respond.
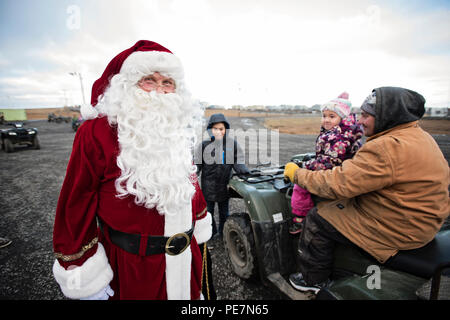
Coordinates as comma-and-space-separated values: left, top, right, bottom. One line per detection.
234, 167, 284, 183
233, 167, 293, 192
233, 152, 316, 185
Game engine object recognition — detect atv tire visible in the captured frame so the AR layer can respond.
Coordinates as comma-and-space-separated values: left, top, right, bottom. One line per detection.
32, 136, 40, 150
4, 138, 14, 153
223, 212, 258, 280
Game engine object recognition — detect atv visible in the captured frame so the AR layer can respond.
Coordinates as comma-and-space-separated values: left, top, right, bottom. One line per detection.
48, 113, 70, 123
0, 122, 40, 153
72, 117, 84, 132
223, 153, 450, 300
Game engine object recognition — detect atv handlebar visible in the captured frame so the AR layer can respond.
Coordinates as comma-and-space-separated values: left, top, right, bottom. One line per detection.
233, 167, 287, 184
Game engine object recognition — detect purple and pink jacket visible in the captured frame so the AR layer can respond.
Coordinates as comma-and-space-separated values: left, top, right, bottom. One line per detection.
291, 114, 363, 217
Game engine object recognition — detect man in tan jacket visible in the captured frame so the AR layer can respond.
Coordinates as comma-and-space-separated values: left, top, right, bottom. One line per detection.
284, 87, 450, 293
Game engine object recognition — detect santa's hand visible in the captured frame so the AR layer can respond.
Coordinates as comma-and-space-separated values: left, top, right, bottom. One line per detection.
284, 162, 300, 183
80, 284, 114, 300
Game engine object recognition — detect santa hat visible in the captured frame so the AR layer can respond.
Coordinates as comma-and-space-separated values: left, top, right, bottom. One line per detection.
320, 92, 352, 119
81, 40, 184, 119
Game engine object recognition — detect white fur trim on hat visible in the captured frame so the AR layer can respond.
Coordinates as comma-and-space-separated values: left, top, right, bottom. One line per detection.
194, 211, 213, 244
120, 51, 184, 84
52, 243, 113, 299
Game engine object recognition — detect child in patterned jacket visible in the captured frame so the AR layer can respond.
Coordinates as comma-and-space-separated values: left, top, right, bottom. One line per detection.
289, 92, 364, 234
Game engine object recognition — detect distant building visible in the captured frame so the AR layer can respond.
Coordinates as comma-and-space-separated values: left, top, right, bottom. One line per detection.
0, 109, 27, 121
310, 104, 321, 112
425, 107, 448, 117
351, 107, 361, 114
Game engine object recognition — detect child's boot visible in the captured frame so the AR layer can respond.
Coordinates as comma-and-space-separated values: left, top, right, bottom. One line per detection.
289, 217, 304, 235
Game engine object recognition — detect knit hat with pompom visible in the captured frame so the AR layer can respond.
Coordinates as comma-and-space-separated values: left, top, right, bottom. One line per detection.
320, 92, 352, 119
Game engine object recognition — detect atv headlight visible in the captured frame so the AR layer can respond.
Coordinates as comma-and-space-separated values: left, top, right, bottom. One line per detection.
28, 130, 36, 134
8, 132, 17, 135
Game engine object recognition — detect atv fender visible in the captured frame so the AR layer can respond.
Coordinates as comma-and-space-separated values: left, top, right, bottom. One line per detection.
228, 179, 298, 282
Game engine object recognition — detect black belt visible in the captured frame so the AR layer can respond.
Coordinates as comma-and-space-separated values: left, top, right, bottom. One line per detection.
98, 219, 194, 256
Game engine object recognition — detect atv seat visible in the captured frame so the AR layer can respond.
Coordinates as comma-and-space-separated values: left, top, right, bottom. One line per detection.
386, 230, 450, 279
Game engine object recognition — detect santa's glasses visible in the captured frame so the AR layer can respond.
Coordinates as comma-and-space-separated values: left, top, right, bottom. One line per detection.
138, 73, 176, 93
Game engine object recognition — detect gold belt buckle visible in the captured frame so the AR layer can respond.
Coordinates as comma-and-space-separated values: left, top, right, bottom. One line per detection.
165, 232, 190, 256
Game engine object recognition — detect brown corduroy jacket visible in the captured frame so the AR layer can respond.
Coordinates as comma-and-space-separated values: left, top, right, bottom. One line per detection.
294, 121, 450, 263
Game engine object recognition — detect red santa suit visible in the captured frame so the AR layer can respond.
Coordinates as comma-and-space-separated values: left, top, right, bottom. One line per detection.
52, 40, 212, 300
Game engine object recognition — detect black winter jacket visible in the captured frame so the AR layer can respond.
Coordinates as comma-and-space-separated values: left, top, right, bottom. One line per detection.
196, 114, 249, 202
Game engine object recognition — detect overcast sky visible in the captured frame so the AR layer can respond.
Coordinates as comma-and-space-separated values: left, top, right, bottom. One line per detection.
1, 0, 449, 109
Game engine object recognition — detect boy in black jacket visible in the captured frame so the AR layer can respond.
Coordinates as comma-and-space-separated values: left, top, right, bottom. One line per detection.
196, 113, 249, 237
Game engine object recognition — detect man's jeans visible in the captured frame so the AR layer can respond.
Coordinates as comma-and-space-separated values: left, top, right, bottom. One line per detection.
297, 207, 356, 285
206, 200, 229, 236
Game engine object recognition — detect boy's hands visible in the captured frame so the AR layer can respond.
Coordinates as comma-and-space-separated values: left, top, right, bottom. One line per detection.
284, 162, 300, 183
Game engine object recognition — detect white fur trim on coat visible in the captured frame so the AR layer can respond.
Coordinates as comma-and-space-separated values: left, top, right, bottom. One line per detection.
52, 243, 113, 299
164, 209, 212, 299
164, 202, 193, 300
80, 103, 99, 120
194, 211, 212, 244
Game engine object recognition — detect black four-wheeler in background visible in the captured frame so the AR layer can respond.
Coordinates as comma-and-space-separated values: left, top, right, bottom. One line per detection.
48, 113, 70, 123
223, 153, 450, 300
72, 117, 84, 132
0, 122, 40, 153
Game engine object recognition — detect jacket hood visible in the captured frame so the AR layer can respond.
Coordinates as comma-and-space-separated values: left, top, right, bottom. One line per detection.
206, 113, 230, 141
373, 87, 425, 134
207, 113, 230, 130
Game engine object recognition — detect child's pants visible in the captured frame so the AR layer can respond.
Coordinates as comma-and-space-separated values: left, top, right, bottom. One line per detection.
291, 184, 314, 218
206, 200, 229, 236
297, 207, 356, 285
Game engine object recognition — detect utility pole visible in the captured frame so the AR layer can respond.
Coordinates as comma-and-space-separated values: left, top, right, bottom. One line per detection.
62, 89, 68, 107
69, 72, 86, 105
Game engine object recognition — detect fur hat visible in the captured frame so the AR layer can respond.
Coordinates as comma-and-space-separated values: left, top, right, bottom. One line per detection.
320, 92, 352, 119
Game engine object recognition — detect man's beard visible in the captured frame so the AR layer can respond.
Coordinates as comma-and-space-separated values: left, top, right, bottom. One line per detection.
102, 87, 200, 216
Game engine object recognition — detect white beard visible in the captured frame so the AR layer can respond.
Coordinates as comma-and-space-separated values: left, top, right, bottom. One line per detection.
96, 80, 203, 217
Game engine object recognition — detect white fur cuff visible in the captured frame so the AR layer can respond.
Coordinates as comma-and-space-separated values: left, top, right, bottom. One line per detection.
80, 103, 99, 120
53, 243, 114, 299
194, 211, 213, 244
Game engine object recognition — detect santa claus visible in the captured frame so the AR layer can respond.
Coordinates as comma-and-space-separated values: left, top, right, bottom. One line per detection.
52, 40, 212, 300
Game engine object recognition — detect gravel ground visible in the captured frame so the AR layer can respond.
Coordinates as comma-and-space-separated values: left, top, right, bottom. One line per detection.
0, 117, 448, 300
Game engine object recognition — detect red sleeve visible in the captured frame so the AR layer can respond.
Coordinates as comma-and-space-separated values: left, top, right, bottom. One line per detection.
191, 174, 207, 221
53, 121, 105, 269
